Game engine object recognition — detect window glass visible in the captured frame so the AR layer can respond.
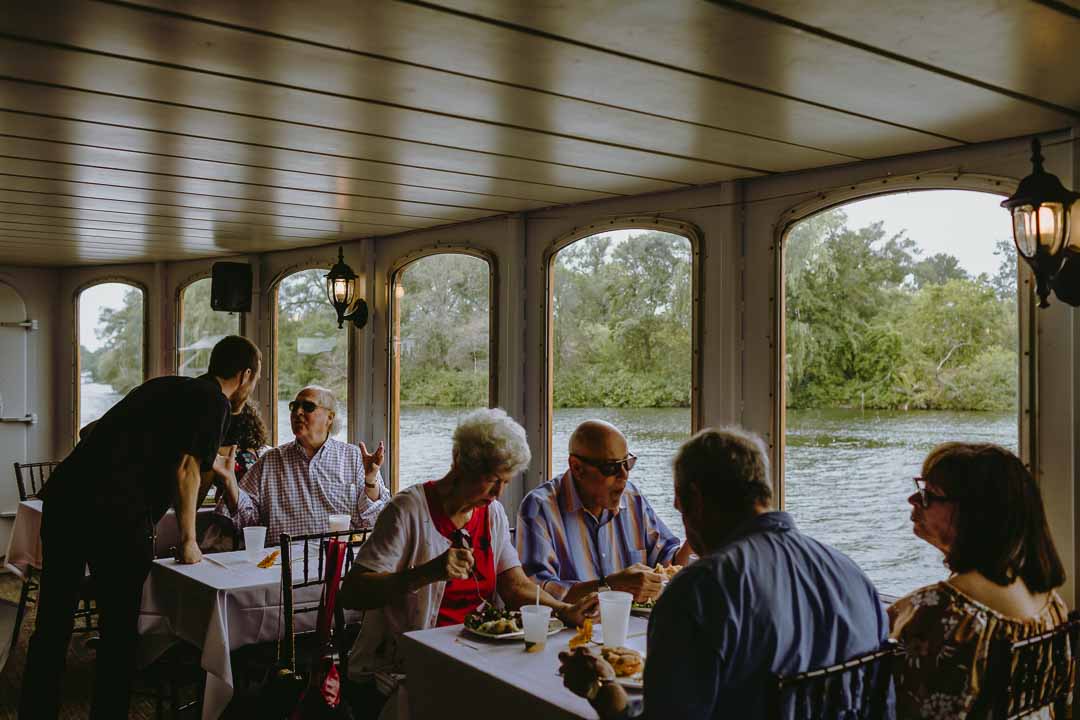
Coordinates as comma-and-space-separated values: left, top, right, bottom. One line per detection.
178, 277, 240, 378
393, 253, 490, 490
551, 230, 693, 537
275, 269, 348, 442
783, 190, 1018, 596
77, 282, 144, 431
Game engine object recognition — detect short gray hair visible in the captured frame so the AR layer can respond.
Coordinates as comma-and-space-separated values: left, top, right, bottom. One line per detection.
674, 427, 772, 514
453, 408, 531, 478
298, 385, 341, 436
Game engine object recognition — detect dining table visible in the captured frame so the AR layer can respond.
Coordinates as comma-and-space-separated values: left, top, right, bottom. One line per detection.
137, 547, 327, 720
401, 615, 649, 720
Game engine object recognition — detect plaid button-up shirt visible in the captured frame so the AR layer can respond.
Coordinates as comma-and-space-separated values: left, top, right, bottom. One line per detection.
516, 469, 681, 599
216, 437, 391, 543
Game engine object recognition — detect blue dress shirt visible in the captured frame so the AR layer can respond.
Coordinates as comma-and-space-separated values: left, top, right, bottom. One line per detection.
632, 511, 892, 719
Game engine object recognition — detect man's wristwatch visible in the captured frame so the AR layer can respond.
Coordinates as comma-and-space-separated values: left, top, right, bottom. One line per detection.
585, 678, 612, 701
598, 573, 612, 593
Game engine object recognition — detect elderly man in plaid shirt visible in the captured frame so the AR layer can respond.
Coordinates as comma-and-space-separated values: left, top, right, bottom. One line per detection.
215, 385, 391, 540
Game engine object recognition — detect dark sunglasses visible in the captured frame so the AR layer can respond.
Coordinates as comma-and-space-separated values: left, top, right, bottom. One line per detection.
913, 477, 954, 508
288, 399, 323, 414
572, 452, 637, 477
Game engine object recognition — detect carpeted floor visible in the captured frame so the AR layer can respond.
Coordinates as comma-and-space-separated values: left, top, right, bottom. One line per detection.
0, 572, 165, 719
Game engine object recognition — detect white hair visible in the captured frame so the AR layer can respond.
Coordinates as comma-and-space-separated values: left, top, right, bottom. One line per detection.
453, 408, 531, 478
298, 385, 341, 436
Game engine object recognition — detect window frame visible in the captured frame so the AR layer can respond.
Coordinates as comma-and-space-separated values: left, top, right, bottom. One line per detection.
771, 173, 1036, 509
386, 246, 498, 493
73, 277, 149, 441
175, 273, 244, 379
270, 264, 351, 446
542, 218, 703, 482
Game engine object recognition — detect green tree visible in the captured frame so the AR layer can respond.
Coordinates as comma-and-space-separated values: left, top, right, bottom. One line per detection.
94, 287, 145, 396
275, 269, 347, 406
179, 278, 240, 377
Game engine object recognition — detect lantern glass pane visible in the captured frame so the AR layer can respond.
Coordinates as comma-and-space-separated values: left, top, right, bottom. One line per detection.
334, 278, 353, 305
1013, 205, 1038, 258
1067, 204, 1080, 253
1037, 203, 1066, 255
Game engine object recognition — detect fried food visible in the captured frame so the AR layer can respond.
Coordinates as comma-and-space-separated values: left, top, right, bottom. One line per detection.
257, 550, 280, 568
568, 618, 593, 650
601, 646, 644, 677
465, 608, 522, 635
654, 563, 682, 581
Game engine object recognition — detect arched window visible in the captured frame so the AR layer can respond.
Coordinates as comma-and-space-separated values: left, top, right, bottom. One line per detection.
781, 189, 1019, 597
390, 252, 493, 491
274, 268, 348, 443
76, 281, 145, 434
177, 277, 240, 378
549, 228, 695, 537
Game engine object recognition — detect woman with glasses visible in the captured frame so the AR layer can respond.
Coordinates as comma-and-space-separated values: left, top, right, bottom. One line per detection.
213, 385, 391, 539
889, 442, 1068, 719
338, 407, 598, 719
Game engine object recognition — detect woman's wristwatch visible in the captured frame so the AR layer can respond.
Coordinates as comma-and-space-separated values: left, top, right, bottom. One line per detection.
585, 678, 614, 701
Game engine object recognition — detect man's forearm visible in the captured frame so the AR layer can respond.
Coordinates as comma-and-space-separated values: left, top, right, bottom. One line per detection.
197, 470, 216, 507
174, 456, 201, 544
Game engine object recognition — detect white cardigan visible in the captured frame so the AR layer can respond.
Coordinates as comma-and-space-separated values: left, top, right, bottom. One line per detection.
347, 483, 520, 680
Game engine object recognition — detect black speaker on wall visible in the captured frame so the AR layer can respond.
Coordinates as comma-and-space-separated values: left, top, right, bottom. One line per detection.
210, 262, 252, 312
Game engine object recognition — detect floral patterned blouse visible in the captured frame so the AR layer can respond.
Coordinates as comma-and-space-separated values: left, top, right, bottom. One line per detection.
889, 581, 1069, 719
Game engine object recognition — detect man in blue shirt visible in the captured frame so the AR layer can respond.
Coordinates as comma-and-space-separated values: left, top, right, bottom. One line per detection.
517, 420, 691, 602
560, 427, 891, 719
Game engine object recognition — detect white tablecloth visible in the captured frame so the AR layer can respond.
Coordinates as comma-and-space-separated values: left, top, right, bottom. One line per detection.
401, 616, 649, 720
4, 499, 42, 579
2, 499, 215, 575
137, 549, 327, 720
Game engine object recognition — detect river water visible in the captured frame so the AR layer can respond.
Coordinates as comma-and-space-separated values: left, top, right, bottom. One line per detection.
395, 406, 1015, 598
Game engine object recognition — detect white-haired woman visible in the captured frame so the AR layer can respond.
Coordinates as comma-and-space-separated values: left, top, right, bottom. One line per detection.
214, 385, 391, 540
339, 408, 599, 718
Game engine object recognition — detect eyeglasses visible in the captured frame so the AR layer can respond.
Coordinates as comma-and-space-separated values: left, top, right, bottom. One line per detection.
288, 399, 322, 414
571, 452, 637, 477
913, 477, 954, 508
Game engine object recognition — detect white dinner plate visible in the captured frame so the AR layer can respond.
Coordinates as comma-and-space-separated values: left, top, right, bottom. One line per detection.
614, 672, 644, 690
464, 617, 565, 641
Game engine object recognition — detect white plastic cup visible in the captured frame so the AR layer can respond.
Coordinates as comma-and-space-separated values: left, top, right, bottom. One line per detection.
598, 591, 633, 647
520, 605, 552, 653
328, 513, 351, 532
243, 526, 266, 562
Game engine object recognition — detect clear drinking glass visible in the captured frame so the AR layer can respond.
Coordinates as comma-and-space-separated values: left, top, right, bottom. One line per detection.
243, 526, 266, 562
598, 591, 633, 647
328, 514, 351, 532
520, 605, 552, 653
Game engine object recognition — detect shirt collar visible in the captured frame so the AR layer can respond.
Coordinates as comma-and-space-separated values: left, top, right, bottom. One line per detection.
557, 469, 629, 519
728, 511, 796, 543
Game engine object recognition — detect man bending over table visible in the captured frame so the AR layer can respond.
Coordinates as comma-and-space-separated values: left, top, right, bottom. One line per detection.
20, 335, 260, 720
516, 420, 693, 603
214, 385, 390, 540
559, 428, 891, 719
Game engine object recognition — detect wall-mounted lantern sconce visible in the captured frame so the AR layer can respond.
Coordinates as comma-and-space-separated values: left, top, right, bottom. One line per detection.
1001, 138, 1080, 308
324, 246, 369, 329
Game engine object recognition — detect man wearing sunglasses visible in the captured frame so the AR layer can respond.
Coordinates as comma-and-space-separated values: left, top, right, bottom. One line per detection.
516, 420, 692, 603
215, 385, 390, 540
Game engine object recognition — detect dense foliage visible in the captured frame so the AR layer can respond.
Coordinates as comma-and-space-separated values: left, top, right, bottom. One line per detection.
552, 232, 692, 408
80, 285, 144, 396
785, 209, 1017, 411
178, 278, 240, 377
398, 254, 489, 406
274, 269, 347, 407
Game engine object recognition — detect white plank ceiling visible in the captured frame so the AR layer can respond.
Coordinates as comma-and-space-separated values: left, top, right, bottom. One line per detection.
0, 0, 1076, 265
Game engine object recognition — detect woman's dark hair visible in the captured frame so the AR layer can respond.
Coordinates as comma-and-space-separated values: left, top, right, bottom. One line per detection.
225, 400, 268, 452
924, 442, 1065, 592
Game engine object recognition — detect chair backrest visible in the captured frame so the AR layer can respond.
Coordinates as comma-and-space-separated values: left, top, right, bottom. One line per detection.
768, 639, 901, 720
13, 461, 59, 501
977, 610, 1080, 720
277, 529, 371, 672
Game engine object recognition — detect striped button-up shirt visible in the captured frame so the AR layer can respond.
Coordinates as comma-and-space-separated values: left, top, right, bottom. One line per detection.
216, 437, 391, 543
516, 469, 681, 599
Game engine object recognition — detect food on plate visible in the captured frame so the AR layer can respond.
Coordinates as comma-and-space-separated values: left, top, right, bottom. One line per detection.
568, 618, 594, 650
257, 550, 280, 568
631, 598, 656, 610
654, 563, 682, 581
464, 607, 522, 635
601, 646, 644, 677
